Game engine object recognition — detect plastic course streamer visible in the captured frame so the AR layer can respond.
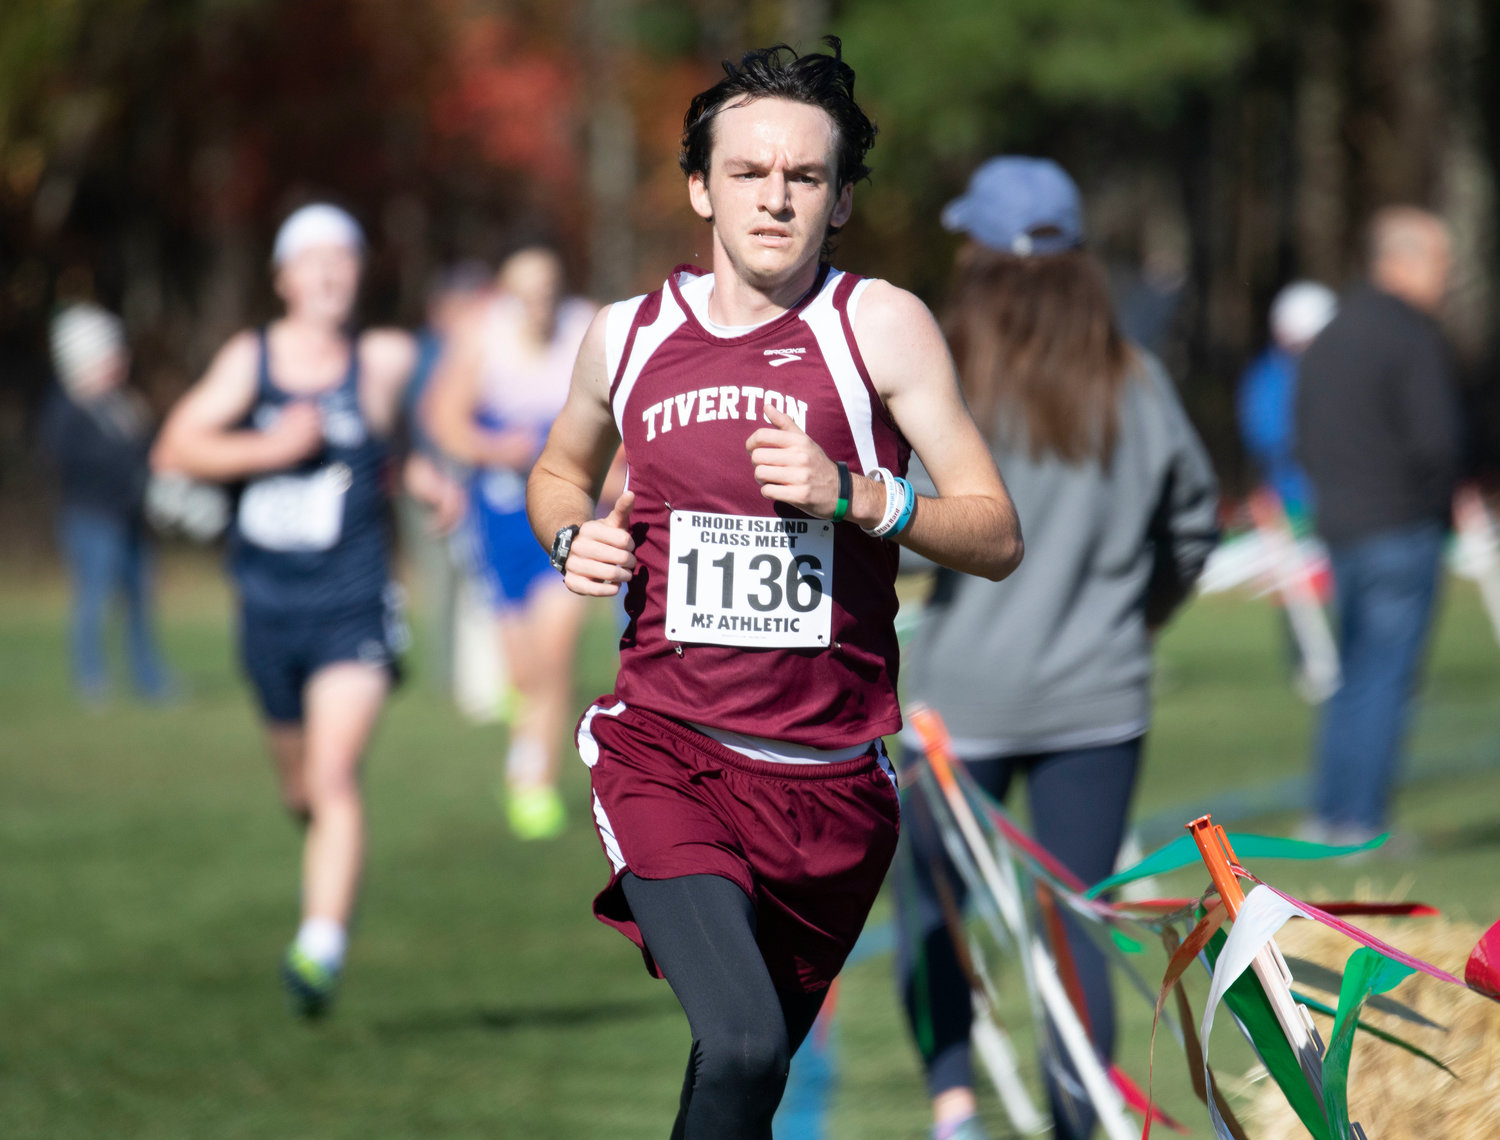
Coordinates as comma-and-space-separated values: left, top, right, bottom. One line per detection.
1199, 885, 1328, 1140
1321, 949, 1416, 1138
1085, 832, 1387, 900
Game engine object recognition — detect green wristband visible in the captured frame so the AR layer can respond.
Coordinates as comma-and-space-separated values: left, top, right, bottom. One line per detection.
832, 461, 852, 522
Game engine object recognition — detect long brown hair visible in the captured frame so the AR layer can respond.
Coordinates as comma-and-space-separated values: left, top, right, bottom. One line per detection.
943, 243, 1133, 465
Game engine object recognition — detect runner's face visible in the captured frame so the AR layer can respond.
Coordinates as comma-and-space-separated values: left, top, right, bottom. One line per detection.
500, 248, 564, 335
689, 97, 854, 293
276, 243, 361, 325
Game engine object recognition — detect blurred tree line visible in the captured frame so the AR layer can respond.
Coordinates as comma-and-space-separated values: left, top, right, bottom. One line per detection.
2, 0, 1497, 550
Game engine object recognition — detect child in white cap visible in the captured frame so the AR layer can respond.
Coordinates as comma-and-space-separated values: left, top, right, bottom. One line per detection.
1238, 280, 1338, 524
39, 303, 174, 704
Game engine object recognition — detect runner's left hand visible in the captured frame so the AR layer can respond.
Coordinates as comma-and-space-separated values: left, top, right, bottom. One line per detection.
746, 406, 839, 517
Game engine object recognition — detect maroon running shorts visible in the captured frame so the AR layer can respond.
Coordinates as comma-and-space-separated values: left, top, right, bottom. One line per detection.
576, 696, 901, 994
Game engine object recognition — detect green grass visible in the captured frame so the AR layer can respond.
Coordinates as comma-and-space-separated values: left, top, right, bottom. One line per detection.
2, 554, 1498, 1138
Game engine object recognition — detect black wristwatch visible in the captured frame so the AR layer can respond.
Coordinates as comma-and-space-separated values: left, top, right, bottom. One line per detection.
550, 524, 582, 575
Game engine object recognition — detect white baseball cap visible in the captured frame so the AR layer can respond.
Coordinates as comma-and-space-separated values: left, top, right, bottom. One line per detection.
1270, 281, 1337, 350
272, 203, 365, 267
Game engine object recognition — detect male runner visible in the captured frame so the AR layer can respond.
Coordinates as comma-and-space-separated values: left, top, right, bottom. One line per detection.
153, 203, 421, 1017
527, 40, 1022, 1137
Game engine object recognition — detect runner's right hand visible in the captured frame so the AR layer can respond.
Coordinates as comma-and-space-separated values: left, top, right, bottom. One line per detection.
260, 401, 324, 468
566, 491, 636, 596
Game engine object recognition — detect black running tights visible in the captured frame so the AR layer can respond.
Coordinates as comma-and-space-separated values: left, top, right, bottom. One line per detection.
620, 872, 827, 1140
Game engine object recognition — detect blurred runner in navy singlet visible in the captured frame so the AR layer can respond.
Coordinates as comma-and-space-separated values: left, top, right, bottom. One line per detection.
154, 204, 435, 1018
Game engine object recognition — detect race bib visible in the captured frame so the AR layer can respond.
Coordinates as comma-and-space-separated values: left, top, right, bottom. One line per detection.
238, 463, 351, 553
665, 510, 833, 649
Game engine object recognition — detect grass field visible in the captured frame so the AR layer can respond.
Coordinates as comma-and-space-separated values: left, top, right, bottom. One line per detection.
3, 551, 1499, 1138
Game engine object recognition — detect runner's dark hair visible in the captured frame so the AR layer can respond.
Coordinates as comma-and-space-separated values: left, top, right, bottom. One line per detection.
680, 36, 877, 205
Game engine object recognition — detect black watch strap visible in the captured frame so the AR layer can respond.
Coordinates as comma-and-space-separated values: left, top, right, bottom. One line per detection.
550, 524, 582, 575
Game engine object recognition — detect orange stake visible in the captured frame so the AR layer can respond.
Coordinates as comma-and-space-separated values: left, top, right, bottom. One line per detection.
1187, 815, 1246, 919
1185, 814, 1335, 1126
909, 706, 960, 797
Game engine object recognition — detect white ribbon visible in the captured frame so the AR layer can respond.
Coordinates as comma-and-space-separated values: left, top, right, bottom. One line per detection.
1200, 885, 1321, 1139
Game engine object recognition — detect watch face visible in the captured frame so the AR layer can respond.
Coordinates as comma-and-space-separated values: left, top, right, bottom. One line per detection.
552, 525, 578, 572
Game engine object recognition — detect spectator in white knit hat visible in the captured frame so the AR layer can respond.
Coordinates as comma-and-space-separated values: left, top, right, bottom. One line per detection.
39, 303, 174, 704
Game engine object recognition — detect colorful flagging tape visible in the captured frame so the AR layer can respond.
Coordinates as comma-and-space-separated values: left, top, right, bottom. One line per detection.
905, 704, 1500, 1140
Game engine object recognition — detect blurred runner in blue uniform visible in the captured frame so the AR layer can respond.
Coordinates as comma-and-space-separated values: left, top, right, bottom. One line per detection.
425, 245, 594, 839
154, 204, 428, 1017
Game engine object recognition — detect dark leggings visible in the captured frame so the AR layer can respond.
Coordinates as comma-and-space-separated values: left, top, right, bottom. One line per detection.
892, 739, 1142, 1140
621, 873, 827, 1140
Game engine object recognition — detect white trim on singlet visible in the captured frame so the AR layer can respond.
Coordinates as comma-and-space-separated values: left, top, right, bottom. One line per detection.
846, 275, 873, 322
798, 272, 881, 474
603, 296, 646, 391
609, 292, 689, 436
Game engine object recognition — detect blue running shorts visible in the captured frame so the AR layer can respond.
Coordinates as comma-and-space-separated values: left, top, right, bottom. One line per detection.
239, 587, 406, 724
468, 471, 556, 613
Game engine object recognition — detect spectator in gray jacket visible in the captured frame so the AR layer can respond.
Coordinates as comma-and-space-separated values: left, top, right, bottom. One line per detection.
1294, 207, 1462, 844
892, 157, 1219, 1140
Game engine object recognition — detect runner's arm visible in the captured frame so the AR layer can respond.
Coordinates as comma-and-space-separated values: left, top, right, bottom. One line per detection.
526, 307, 636, 596
423, 311, 543, 470
151, 331, 322, 481
862, 283, 1022, 580
357, 328, 419, 439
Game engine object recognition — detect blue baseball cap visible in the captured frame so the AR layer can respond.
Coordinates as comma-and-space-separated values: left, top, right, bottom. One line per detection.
940, 156, 1084, 256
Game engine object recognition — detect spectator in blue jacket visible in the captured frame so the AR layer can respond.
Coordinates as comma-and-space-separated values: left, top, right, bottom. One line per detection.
1237, 281, 1338, 526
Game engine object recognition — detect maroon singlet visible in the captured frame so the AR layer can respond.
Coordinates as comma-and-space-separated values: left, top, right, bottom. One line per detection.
606, 264, 909, 747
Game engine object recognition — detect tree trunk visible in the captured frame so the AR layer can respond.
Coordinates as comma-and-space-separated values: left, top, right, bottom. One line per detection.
585, 0, 638, 302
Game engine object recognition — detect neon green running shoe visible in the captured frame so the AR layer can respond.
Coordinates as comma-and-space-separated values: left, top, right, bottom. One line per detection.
281, 945, 339, 1020
505, 784, 566, 841
499, 685, 528, 726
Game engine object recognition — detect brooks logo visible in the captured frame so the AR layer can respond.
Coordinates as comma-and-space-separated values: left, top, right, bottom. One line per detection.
764, 348, 806, 367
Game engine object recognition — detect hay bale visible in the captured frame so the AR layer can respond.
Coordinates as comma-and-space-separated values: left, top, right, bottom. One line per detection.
1244, 914, 1500, 1137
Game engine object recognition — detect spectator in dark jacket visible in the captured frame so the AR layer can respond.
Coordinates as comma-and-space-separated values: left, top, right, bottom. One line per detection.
1294, 207, 1462, 842
39, 303, 173, 704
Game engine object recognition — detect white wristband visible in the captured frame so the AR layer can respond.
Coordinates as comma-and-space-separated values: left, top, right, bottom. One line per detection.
863, 468, 907, 538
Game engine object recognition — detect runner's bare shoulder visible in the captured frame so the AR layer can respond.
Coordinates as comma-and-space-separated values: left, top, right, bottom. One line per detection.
181, 330, 262, 420
356, 327, 419, 429
357, 327, 418, 382
570, 304, 615, 401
